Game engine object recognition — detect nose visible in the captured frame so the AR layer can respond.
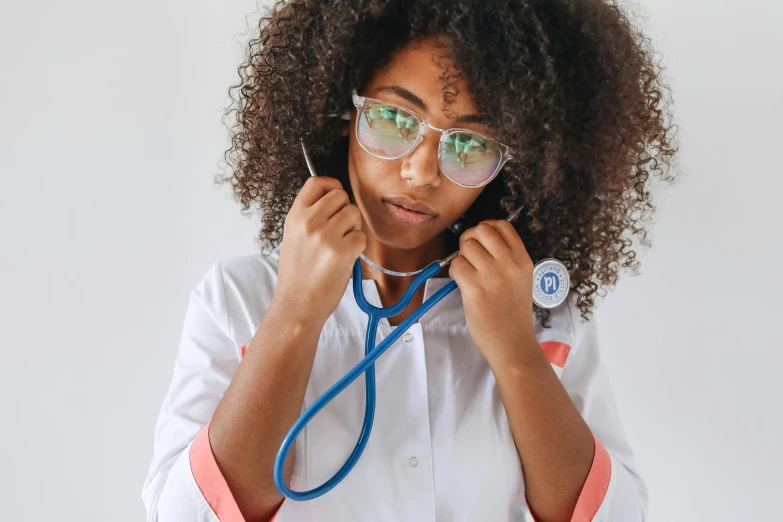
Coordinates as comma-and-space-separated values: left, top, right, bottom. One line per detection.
399, 125, 442, 188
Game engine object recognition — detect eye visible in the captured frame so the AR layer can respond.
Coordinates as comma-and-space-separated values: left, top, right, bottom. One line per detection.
445, 132, 489, 153
378, 106, 397, 121
394, 112, 416, 130
369, 104, 417, 130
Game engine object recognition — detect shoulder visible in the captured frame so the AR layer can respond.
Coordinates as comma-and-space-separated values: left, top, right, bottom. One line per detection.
194, 245, 281, 296
218, 244, 282, 291
193, 245, 282, 344
533, 292, 598, 370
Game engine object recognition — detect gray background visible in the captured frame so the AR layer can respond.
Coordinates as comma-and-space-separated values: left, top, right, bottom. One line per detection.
1, 0, 780, 520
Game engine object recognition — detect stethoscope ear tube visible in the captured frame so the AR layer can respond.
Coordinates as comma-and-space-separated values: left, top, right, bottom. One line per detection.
278, 140, 570, 499
273, 258, 455, 501
273, 255, 570, 500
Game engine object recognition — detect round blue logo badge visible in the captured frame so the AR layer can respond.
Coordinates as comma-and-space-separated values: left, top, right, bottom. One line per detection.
532, 259, 570, 309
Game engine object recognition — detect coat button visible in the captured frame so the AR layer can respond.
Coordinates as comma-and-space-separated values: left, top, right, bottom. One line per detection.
404, 333, 413, 342
408, 457, 418, 467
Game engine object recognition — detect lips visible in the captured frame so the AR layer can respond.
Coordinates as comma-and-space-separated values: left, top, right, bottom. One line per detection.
382, 196, 437, 216
383, 201, 434, 225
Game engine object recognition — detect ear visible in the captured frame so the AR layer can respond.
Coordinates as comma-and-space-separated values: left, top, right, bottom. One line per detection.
333, 109, 351, 137
340, 118, 351, 137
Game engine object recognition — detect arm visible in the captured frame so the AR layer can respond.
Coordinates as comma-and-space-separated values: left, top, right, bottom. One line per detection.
141, 262, 323, 522
447, 219, 647, 521
491, 312, 648, 522
208, 290, 322, 520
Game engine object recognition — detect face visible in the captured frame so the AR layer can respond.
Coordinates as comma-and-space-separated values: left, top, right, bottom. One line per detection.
341, 36, 494, 252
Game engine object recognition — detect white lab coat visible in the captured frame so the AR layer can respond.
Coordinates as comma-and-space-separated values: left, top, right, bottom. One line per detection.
142, 245, 648, 521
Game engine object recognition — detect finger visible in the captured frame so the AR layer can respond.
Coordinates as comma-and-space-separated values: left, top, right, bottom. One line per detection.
460, 222, 513, 261
344, 229, 367, 257
310, 187, 351, 220
458, 236, 495, 273
295, 176, 345, 210
482, 220, 528, 260
448, 254, 476, 282
328, 203, 364, 235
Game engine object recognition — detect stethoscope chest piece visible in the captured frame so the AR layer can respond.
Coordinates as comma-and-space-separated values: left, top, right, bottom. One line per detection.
532, 258, 570, 309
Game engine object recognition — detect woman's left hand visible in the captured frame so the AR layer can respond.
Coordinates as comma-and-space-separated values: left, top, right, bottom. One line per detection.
449, 220, 538, 368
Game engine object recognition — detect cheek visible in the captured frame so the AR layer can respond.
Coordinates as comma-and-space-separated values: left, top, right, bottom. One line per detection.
446, 190, 483, 219
347, 147, 390, 206
346, 141, 368, 194
349, 145, 398, 190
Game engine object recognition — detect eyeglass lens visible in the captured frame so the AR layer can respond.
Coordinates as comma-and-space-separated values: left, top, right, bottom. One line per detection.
356, 102, 502, 187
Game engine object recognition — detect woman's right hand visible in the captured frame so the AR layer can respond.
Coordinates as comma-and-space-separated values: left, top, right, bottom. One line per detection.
274, 176, 367, 325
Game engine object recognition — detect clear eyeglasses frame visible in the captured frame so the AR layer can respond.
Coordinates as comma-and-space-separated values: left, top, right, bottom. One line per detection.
346, 88, 515, 188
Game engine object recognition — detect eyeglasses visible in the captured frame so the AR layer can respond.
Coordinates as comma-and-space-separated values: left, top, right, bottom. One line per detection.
348, 89, 514, 188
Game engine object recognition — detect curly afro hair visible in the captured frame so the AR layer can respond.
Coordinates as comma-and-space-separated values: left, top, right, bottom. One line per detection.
216, 0, 680, 327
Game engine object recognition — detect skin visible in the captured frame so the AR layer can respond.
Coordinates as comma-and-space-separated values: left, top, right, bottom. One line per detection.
210, 35, 596, 522
339, 37, 488, 325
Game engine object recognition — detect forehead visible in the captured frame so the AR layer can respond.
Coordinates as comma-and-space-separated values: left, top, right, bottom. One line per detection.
364, 38, 483, 121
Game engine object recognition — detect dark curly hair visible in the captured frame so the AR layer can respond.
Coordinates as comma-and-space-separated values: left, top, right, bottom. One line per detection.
216, 0, 680, 327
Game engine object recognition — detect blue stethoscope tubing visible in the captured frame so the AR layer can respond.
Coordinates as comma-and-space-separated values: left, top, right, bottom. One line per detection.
273, 256, 457, 500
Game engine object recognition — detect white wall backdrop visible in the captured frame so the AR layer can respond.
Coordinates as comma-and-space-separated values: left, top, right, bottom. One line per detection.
1, 1, 780, 521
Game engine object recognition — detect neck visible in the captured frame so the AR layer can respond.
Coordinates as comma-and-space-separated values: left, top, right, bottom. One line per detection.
360, 230, 457, 291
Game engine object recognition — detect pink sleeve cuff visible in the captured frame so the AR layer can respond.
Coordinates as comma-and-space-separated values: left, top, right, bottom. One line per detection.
190, 422, 285, 522
526, 434, 612, 522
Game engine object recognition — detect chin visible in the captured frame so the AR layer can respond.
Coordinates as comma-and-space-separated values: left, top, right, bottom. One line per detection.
358, 193, 445, 248
373, 225, 432, 250
369, 215, 442, 250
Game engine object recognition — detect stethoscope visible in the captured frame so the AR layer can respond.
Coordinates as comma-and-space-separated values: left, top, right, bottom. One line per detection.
272, 142, 570, 501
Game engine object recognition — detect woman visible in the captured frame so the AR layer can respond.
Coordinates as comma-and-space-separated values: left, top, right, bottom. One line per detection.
142, 0, 678, 521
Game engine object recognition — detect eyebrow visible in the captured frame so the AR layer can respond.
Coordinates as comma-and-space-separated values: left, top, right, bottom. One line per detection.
375, 85, 489, 125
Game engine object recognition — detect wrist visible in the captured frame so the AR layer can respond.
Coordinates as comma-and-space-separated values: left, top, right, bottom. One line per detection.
485, 332, 545, 375
268, 293, 326, 336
